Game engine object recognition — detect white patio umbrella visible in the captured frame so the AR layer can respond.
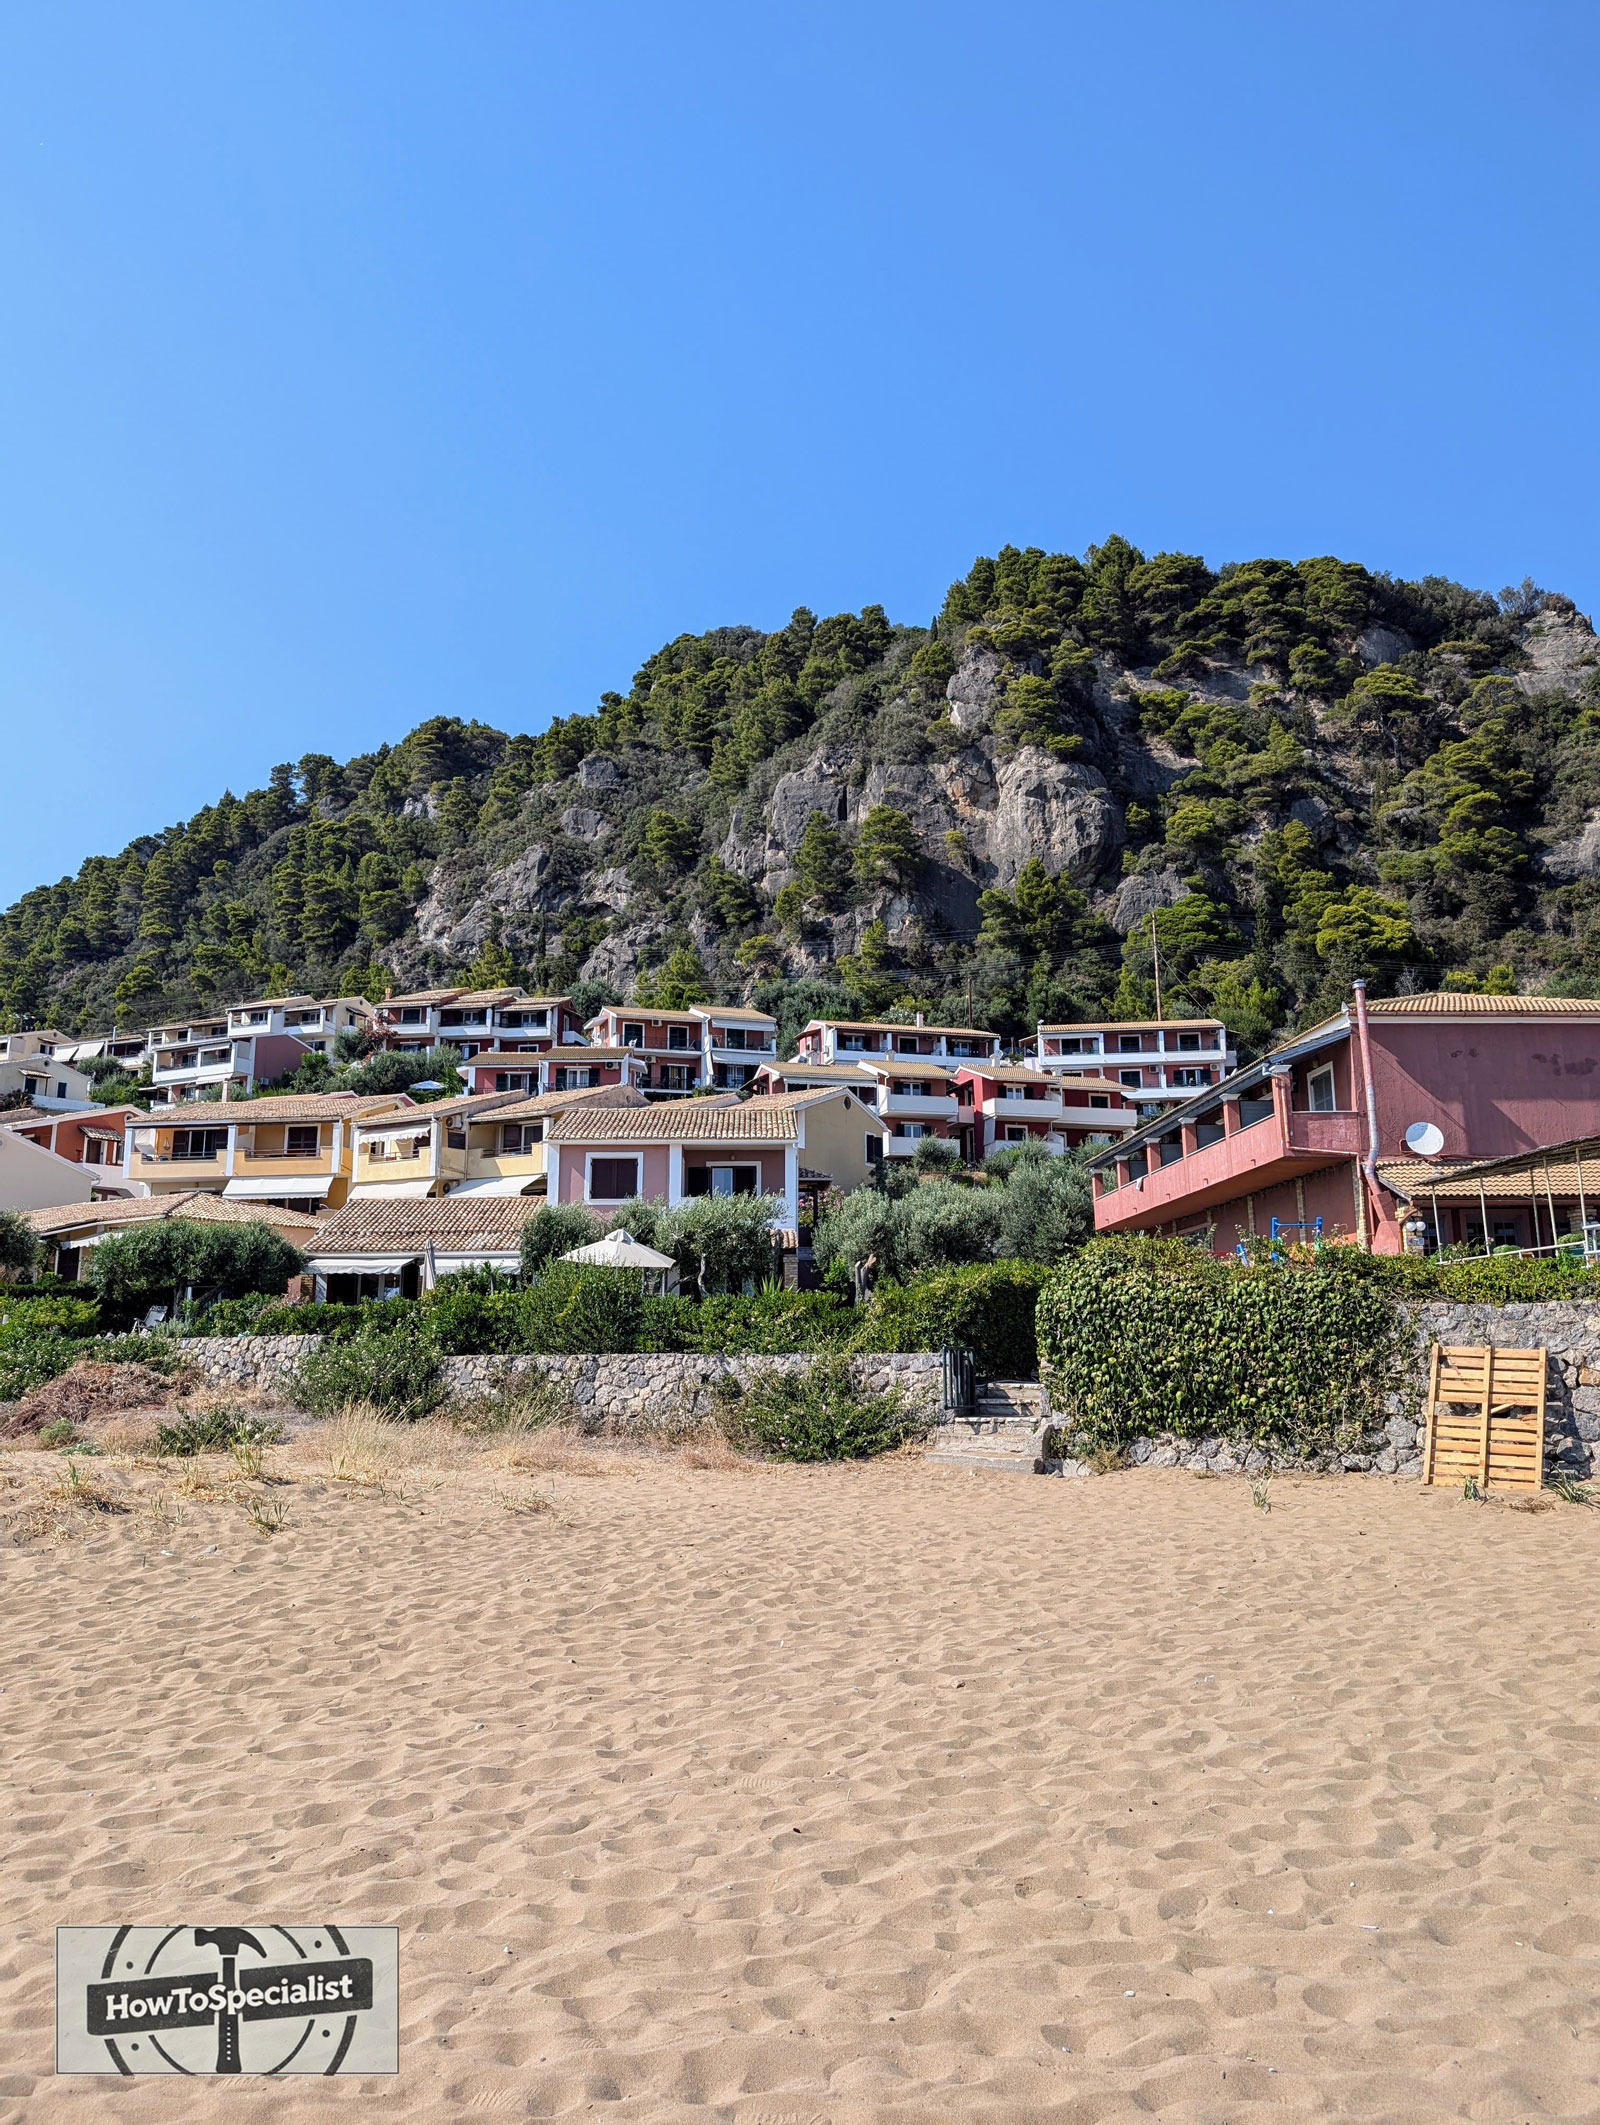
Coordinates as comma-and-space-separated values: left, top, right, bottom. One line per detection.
559, 1228, 677, 1290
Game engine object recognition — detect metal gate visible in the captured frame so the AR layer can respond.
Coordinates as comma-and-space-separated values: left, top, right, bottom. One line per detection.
941, 1343, 976, 1415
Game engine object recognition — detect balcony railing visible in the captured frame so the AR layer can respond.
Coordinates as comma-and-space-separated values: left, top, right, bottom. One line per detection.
880, 1091, 960, 1118
233, 1153, 336, 1177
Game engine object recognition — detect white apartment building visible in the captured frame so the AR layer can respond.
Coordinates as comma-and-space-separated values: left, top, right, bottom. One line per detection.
1035, 1017, 1237, 1118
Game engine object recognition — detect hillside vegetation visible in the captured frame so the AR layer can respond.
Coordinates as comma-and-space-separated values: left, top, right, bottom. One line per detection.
5, 537, 1599, 1058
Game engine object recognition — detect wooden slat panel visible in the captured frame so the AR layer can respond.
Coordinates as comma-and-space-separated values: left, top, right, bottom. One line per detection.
1423, 1343, 1547, 1492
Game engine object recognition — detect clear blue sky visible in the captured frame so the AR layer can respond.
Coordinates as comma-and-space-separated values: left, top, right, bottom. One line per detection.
3, 1, 1597, 904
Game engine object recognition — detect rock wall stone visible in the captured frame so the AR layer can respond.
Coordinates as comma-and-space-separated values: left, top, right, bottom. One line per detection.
178, 1336, 940, 1435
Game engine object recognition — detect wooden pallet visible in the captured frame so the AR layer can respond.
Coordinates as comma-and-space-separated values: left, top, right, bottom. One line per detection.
1422, 1344, 1546, 1492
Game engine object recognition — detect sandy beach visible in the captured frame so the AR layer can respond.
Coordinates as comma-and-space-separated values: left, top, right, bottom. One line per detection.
3, 1428, 1599, 2121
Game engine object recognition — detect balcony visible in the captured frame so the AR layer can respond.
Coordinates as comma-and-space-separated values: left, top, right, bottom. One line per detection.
880, 1091, 960, 1121
706, 1039, 776, 1062
1058, 1101, 1136, 1129
151, 1056, 235, 1085
883, 1130, 952, 1157
232, 1153, 337, 1180
981, 1091, 1064, 1120
1094, 1106, 1364, 1232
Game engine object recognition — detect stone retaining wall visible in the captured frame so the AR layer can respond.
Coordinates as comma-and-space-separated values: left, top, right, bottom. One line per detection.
1047, 1298, 1600, 1480
177, 1336, 941, 1435
174, 1301, 1600, 1477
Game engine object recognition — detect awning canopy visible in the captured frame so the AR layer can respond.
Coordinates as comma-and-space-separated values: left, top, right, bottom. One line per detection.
561, 1228, 677, 1271
79, 1126, 124, 1144
447, 1176, 546, 1197
307, 1252, 420, 1275
348, 1180, 437, 1199
224, 1176, 334, 1200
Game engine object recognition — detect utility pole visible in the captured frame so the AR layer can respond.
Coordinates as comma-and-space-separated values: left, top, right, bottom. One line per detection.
1149, 908, 1163, 1020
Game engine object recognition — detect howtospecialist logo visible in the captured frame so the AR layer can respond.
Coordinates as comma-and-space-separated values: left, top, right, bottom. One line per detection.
56, 1925, 398, 2075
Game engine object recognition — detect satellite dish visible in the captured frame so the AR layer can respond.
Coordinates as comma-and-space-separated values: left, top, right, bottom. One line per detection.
1404, 1120, 1445, 1157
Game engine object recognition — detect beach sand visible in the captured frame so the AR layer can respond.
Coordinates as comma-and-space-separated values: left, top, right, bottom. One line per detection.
3, 1428, 1599, 2120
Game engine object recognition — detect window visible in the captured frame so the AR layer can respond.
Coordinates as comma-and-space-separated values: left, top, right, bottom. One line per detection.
1088, 1093, 1110, 1110
896, 1035, 920, 1053
1178, 1032, 1202, 1052
1059, 1036, 1097, 1055
285, 1126, 320, 1156
840, 1033, 867, 1051
555, 1067, 600, 1090
1171, 1067, 1206, 1088
622, 1022, 645, 1047
657, 1064, 693, 1091
502, 1121, 543, 1154
171, 1128, 225, 1161
866, 1134, 882, 1163
56, 1081, 68, 1100
1119, 1068, 1144, 1088
667, 1024, 690, 1050
1118, 1033, 1143, 1053
956, 1081, 974, 1104
714, 1063, 756, 1088
895, 1122, 927, 1139
22, 1075, 38, 1095
948, 1039, 975, 1057
722, 1027, 748, 1051
1004, 1124, 1029, 1142
494, 1072, 532, 1092
1307, 1066, 1336, 1113
900, 1079, 931, 1098
588, 1157, 638, 1200
686, 1163, 758, 1198
399, 1008, 423, 1025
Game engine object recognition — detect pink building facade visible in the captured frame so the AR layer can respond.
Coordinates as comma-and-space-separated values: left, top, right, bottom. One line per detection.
1090, 991, 1600, 1255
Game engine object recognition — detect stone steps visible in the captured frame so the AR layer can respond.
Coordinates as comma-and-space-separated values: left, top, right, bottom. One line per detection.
927, 1379, 1050, 1473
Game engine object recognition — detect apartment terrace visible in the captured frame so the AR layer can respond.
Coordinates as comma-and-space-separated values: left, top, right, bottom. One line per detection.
1090, 1060, 1363, 1231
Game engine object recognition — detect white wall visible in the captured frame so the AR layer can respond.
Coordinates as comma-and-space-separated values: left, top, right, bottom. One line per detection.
0, 1127, 98, 1211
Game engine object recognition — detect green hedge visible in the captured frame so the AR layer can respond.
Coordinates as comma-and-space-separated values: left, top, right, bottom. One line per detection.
1325, 1248, 1600, 1305
851, 1261, 1049, 1377
1036, 1238, 1412, 1453
0, 1294, 101, 1335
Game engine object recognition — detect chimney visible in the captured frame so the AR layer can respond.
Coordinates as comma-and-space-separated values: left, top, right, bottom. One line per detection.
915, 1011, 925, 1027
220, 1078, 231, 1104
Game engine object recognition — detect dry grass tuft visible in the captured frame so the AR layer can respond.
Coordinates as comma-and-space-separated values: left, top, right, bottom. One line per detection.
242, 1495, 288, 1536
492, 1485, 554, 1517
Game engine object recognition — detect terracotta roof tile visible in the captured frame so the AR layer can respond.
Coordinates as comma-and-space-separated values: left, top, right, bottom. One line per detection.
546, 1088, 869, 1144
310, 1195, 542, 1255
1364, 991, 1600, 1016
137, 1094, 413, 1126
26, 1192, 321, 1238
802, 1017, 998, 1040
474, 1085, 649, 1125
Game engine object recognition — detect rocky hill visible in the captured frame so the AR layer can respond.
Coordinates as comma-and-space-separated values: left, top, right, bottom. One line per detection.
5, 537, 1599, 1059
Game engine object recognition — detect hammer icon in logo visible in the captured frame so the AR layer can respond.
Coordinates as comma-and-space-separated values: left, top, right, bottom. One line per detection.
192, 1927, 265, 2073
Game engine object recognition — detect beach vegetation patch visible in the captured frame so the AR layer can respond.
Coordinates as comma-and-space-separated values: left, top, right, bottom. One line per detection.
291, 1312, 446, 1423
721, 1356, 930, 1462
